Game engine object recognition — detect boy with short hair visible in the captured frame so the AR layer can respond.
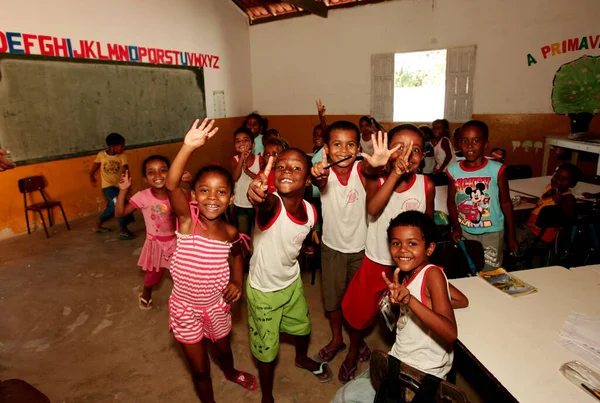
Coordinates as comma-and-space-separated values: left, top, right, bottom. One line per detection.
447, 120, 518, 271
90, 132, 134, 239
310, 120, 367, 363
247, 148, 332, 403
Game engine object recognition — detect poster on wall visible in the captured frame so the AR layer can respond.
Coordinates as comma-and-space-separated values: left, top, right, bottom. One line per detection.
0, 30, 220, 69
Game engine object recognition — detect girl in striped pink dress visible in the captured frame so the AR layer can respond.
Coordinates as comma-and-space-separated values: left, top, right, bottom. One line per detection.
166, 118, 257, 402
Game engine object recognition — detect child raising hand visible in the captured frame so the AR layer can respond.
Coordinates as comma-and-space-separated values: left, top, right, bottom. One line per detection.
166, 118, 257, 402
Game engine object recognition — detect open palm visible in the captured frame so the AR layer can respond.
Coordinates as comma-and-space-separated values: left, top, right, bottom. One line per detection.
184, 118, 219, 149
362, 131, 401, 168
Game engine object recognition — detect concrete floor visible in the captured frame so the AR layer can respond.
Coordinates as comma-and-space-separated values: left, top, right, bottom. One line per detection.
0, 213, 396, 403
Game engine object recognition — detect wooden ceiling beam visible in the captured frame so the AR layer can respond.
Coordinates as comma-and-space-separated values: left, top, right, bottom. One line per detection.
285, 0, 328, 17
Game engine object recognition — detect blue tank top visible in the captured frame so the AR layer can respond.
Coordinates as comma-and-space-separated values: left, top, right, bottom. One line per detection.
447, 160, 505, 234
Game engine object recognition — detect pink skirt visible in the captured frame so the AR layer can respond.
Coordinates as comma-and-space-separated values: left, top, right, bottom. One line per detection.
138, 234, 176, 272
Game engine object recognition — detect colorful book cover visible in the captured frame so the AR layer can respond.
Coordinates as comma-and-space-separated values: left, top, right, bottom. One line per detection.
478, 268, 538, 297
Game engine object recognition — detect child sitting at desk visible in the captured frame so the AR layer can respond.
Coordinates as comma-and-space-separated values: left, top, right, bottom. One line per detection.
516, 163, 581, 250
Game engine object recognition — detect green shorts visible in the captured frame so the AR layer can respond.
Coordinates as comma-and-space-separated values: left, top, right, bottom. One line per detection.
247, 276, 311, 363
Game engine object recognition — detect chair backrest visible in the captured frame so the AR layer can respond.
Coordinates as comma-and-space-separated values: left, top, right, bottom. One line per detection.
506, 165, 533, 180
430, 239, 484, 278
18, 176, 46, 194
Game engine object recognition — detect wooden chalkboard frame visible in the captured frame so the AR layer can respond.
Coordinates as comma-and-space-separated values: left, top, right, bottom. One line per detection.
0, 53, 206, 166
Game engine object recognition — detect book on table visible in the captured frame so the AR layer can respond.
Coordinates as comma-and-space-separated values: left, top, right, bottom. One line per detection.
477, 268, 537, 297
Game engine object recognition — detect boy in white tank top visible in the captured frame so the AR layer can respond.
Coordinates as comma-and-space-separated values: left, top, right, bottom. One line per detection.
333, 211, 468, 402
310, 121, 369, 364
339, 125, 436, 384
247, 148, 333, 403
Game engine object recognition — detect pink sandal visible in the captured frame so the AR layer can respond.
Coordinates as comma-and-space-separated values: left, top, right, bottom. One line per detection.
227, 371, 257, 391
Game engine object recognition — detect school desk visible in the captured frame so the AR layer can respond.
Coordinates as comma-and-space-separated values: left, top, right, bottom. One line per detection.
570, 264, 600, 274
449, 266, 600, 403
509, 176, 600, 199
542, 136, 600, 177
434, 185, 536, 215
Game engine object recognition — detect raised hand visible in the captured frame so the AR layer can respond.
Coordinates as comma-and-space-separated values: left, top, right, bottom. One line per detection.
183, 118, 219, 149
0, 148, 16, 172
248, 156, 273, 205
310, 147, 330, 180
391, 139, 414, 177
316, 98, 326, 116
362, 131, 401, 168
181, 170, 193, 184
118, 170, 132, 190
382, 268, 411, 305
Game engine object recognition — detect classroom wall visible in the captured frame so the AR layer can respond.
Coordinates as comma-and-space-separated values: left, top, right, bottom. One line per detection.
249, 0, 600, 172
0, 0, 251, 238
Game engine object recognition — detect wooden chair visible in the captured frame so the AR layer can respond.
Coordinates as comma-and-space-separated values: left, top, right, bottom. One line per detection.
17, 176, 71, 238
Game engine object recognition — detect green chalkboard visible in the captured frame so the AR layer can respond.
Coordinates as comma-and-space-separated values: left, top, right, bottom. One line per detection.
0, 54, 206, 165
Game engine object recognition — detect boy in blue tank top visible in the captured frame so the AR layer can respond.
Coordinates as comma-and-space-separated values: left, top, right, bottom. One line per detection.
446, 120, 518, 271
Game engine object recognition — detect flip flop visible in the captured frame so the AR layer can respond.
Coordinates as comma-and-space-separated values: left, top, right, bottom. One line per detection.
318, 343, 347, 362
95, 228, 113, 234
227, 371, 257, 391
338, 361, 357, 384
119, 231, 135, 240
295, 361, 333, 383
359, 342, 371, 362
138, 294, 152, 310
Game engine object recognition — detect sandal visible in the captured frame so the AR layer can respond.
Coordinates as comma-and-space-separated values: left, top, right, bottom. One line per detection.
318, 343, 347, 362
119, 231, 135, 240
95, 228, 113, 234
359, 342, 371, 362
338, 361, 357, 384
138, 294, 152, 310
227, 371, 257, 391
295, 361, 332, 383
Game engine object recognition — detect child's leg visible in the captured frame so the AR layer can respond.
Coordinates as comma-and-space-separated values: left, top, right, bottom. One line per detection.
179, 340, 215, 403
257, 360, 276, 403
234, 206, 252, 237
319, 244, 353, 360
213, 334, 256, 390
294, 334, 330, 378
96, 187, 118, 230
464, 230, 504, 271
141, 268, 165, 302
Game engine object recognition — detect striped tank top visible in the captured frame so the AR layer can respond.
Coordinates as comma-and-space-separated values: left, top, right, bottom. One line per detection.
170, 233, 232, 306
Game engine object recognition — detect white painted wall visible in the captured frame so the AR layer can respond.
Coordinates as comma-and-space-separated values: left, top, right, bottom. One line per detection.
0, 0, 252, 117
250, 0, 600, 115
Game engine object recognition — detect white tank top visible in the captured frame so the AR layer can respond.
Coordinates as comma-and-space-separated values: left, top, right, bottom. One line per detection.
365, 174, 428, 265
433, 137, 457, 170
249, 193, 316, 292
321, 161, 367, 253
389, 264, 453, 379
233, 154, 260, 208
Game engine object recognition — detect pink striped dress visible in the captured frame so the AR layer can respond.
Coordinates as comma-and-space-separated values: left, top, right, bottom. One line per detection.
168, 232, 233, 344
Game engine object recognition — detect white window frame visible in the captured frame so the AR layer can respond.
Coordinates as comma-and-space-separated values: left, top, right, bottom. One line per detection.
370, 45, 477, 123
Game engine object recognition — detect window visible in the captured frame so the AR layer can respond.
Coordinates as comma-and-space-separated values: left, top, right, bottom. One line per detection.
371, 46, 476, 123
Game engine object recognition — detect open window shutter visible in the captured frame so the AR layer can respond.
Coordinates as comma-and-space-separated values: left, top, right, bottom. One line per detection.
371, 53, 394, 122
444, 46, 476, 122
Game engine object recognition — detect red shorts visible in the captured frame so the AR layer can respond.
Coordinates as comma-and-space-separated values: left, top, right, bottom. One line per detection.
341, 256, 394, 330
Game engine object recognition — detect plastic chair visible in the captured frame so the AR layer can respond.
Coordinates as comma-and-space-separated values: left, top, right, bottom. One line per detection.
18, 176, 71, 238
506, 165, 533, 180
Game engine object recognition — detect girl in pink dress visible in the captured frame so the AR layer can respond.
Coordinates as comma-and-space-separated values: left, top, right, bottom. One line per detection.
165, 118, 257, 402
116, 155, 192, 309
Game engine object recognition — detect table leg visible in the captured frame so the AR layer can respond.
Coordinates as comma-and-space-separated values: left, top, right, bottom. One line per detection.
541, 142, 551, 176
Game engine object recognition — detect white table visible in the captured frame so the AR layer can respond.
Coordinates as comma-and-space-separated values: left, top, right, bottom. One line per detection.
434, 185, 536, 215
542, 136, 600, 177
570, 264, 600, 275
509, 176, 600, 199
450, 266, 600, 403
